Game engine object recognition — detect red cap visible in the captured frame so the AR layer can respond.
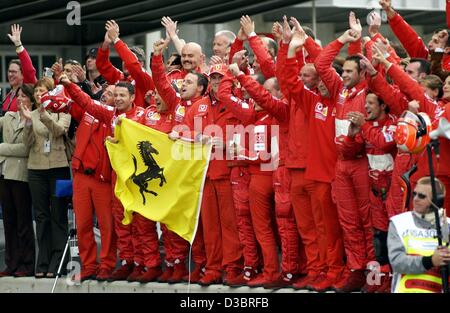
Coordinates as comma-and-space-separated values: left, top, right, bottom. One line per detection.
208, 64, 228, 77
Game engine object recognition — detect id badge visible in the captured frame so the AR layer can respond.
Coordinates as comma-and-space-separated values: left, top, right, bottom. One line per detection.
43, 139, 51, 153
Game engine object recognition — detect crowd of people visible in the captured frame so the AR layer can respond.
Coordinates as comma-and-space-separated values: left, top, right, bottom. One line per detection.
1, 0, 450, 293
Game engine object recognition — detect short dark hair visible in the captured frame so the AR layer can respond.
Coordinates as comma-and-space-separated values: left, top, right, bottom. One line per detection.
190, 72, 209, 95
130, 46, 146, 63
303, 26, 316, 40
345, 55, 363, 72
8, 59, 22, 72
18, 84, 37, 110
409, 58, 431, 75
115, 81, 135, 95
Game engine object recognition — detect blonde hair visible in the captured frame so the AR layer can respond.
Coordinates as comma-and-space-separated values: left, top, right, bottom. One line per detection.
417, 176, 446, 197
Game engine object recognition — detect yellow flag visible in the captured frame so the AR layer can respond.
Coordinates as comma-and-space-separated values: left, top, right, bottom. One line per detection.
106, 118, 211, 243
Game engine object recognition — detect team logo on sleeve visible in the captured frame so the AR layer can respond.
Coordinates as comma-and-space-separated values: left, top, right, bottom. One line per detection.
199, 104, 208, 112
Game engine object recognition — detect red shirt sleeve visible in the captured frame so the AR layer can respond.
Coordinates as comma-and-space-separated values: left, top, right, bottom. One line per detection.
229, 38, 244, 65
314, 39, 344, 101
65, 82, 114, 125
447, 0, 450, 29
368, 72, 409, 117
304, 37, 322, 63
151, 54, 180, 113
96, 46, 123, 84
217, 73, 255, 125
360, 121, 397, 151
348, 38, 362, 56
388, 12, 429, 59
248, 35, 276, 79
18, 48, 37, 84
387, 64, 437, 119
237, 74, 289, 123
276, 43, 290, 98
114, 40, 155, 91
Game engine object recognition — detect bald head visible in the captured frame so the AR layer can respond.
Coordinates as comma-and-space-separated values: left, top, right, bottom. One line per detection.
181, 42, 204, 71
300, 64, 319, 89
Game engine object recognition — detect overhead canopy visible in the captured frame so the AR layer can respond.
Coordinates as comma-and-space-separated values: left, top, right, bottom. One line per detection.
0, 0, 310, 46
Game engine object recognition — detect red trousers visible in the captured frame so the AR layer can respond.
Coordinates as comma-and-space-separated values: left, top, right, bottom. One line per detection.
111, 172, 142, 264
333, 158, 375, 270
73, 172, 116, 272
273, 167, 300, 274
290, 168, 326, 275
201, 178, 243, 274
314, 181, 345, 277
249, 174, 280, 280
230, 167, 260, 269
369, 170, 392, 232
133, 214, 161, 268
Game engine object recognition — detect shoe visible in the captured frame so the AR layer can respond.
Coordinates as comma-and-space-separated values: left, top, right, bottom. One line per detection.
127, 264, 145, 282
96, 269, 112, 282
309, 273, 338, 293
198, 271, 222, 286
182, 263, 205, 283
71, 269, 97, 282
34, 272, 46, 279
247, 273, 266, 288
263, 275, 286, 290
0, 268, 15, 277
334, 269, 366, 293
108, 261, 135, 282
168, 262, 187, 284
224, 270, 247, 287
306, 272, 327, 291
14, 271, 34, 277
158, 266, 173, 283
279, 272, 299, 288
137, 266, 163, 283
243, 267, 259, 282
292, 273, 319, 290
46, 272, 56, 278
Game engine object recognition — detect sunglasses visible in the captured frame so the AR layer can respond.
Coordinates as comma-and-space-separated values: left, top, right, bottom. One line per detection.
412, 191, 427, 200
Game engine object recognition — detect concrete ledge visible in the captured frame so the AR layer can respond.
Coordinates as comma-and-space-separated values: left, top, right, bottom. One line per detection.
0, 277, 320, 293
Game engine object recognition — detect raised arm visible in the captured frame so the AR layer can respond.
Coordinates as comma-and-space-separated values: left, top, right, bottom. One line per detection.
162, 17, 186, 55
96, 22, 123, 84
8, 24, 37, 84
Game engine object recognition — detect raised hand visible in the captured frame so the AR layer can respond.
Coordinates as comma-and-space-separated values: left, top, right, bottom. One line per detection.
235, 27, 247, 42
233, 49, 249, 71
379, 0, 391, 11
209, 55, 224, 67
338, 29, 360, 44
358, 53, 377, 76
272, 22, 283, 42
349, 12, 362, 38
59, 73, 71, 86
51, 58, 64, 81
72, 64, 86, 82
240, 15, 255, 36
153, 38, 170, 56
289, 30, 306, 51
105, 20, 120, 43
368, 11, 382, 37
7, 24, 22, 46
282, 15, 292, 44
19, 101, 32, 120
372, 42, 390, 67
161, 16, 179, 39
228, 63, 241, 77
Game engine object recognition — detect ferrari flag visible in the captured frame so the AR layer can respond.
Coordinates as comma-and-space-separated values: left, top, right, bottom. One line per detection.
106, 118, 211, 243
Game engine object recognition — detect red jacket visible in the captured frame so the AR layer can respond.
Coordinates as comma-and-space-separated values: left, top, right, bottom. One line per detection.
184, 94, 241, 180
276, 43, 309, 168
314, 39, 368, 160
139, 106, 173, 134
388, 12, 429, 59
283, 56, 337, 183
96, 40, 154, 107
2, 48, 37, 113
360, 116, 397, 175
150, 55, 201, 124
65, 83, 112, 183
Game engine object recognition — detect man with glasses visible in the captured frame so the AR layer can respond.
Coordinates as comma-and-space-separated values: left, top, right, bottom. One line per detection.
388, 176, 450, 293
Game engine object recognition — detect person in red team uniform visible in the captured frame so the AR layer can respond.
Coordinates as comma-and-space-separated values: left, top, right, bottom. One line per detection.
57, 77, 117, 282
